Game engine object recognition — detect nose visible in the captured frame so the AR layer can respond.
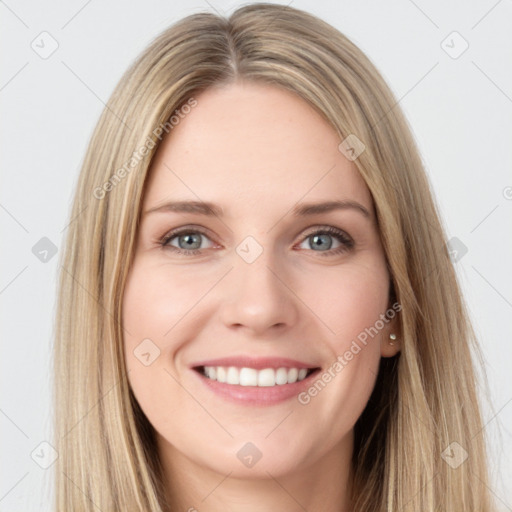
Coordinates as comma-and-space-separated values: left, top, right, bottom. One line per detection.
218, 249, 300, 337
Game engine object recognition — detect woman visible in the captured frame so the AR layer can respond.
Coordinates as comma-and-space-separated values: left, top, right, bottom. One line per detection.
53, 3, 494, 510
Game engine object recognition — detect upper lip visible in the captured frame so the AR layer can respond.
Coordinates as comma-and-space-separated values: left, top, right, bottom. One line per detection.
191, 356, 320, 370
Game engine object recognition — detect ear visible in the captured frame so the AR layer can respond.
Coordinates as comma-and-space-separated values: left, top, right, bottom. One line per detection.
380, 307, 401, 358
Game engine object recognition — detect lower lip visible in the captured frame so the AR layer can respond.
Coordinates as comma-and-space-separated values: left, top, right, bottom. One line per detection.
193, 369, 320, 406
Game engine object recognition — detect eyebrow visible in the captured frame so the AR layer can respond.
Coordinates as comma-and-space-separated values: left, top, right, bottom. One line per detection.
144, 199, 371, 219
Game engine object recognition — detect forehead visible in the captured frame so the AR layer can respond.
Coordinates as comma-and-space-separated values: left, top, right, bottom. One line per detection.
143, 81, 373, 217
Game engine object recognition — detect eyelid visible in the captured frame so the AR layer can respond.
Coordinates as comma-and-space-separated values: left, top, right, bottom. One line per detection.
160, 224, 214, 238
299, 224, 352, 240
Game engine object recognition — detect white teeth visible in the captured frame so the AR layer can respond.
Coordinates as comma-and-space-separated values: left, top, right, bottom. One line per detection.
202, 366, 311, 386
216, 367, 226, 383
240, 367, 258, 386
287, 368, 298, 384
275, 367, 288, 385
298, 368, 308, 380
257, 368, 275, 387
226, 366, 240, 385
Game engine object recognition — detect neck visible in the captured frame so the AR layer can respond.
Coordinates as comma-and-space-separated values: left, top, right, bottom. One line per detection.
157, 431, 354, 512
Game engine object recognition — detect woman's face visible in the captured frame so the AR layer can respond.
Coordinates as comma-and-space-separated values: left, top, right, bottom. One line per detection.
122, 81, 400, 480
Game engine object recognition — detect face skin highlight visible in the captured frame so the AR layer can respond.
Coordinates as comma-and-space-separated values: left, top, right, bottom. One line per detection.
122, 80, 400, 512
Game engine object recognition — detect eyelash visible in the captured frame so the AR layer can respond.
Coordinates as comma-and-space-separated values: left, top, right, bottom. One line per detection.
158, 225, 354, 257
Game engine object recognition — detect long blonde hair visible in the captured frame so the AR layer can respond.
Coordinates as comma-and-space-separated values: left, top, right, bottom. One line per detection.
53, 3, 494, 510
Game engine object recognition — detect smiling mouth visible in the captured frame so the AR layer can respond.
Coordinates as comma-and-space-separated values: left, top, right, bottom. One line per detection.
194, 365, 320, 387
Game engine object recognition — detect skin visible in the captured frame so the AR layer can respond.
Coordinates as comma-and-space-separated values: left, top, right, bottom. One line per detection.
122, 80, 400, 512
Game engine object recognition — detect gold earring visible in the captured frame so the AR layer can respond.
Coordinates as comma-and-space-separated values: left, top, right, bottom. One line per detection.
389, 333, 397, 345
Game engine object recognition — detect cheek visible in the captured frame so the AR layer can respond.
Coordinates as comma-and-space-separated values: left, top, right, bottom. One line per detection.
292, 260, 388, 423
299, 258, 390, 345
121, 258, 234, 421
122, 259, 216, 349
121, 261, 198, 413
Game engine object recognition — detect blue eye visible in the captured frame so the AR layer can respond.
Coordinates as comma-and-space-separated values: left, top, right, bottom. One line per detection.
159, 226, 354, 257
298, 226, 354, 256
161, 229, 214, 255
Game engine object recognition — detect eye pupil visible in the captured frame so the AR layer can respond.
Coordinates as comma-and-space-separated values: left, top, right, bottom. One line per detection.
311, 234, 332, 250
180, 233, 201, 250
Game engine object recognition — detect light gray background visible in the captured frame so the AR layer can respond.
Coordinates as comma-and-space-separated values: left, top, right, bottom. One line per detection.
1, 1, 511, 510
